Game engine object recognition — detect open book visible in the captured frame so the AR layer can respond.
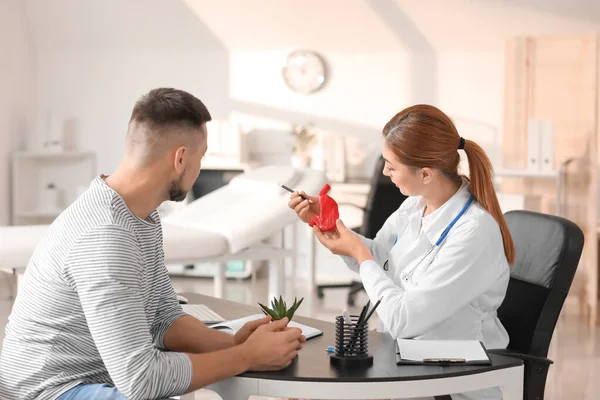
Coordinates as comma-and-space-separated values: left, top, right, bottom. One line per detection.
209, 314, 323, 340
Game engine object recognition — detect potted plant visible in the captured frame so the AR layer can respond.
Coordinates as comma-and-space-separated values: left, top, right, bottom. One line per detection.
258, 296, 304, 322
290, 123, 316, 168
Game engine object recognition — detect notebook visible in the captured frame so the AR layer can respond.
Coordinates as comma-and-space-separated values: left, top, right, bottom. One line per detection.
395, 339, 491, 366
209, 314, 323, 340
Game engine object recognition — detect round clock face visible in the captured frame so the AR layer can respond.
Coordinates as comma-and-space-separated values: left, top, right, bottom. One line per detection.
282, 50, 327, 95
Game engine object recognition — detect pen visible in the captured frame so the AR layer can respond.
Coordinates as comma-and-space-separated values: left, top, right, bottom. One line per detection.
278, 183, 313, 203
357, 300, 370, 326
348, 300, 370, 354
361, 296, 383, 327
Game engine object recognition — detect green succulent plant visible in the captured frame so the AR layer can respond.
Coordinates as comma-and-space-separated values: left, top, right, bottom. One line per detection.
258, 296, 304, 321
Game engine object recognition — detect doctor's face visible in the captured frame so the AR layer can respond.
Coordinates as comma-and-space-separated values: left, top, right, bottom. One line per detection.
381, 144, 426, 197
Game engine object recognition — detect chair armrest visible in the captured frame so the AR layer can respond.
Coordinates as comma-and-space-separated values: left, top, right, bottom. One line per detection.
487, 349, 554, 365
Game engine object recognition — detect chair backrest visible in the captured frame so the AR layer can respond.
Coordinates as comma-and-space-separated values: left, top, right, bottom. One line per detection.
497, 210, 584, 357
359, 157, 408, 239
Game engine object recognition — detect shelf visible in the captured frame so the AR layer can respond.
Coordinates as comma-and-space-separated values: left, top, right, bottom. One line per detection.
11, 150, 97, 225
16, 209, 63, 218
13, 151, 95, 160
494, 169, 558, 179
330, 182, 371, 194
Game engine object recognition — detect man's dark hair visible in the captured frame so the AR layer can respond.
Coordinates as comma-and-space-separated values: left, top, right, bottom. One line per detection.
129, 88, 212, 130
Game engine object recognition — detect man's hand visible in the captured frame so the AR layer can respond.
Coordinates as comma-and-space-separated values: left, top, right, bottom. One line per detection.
235, 316, 307, 349
233, 315, 272, 345
283, 326, 307, 350
239, 318, 304, 371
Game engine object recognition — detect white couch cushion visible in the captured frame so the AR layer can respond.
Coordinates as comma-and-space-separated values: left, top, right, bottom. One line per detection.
0, 225, 49, 269
162, 223, 229, 261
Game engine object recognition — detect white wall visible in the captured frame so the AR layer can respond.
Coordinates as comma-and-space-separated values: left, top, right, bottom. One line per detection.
229, 50, 412, 176
0, 0, 35, 225
27, 0, 230, 174
437, 51, 505, 168
35, 48, 229, 174
229, 49, 505, 177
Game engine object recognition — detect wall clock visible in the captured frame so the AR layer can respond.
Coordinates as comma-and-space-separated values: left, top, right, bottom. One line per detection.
282, 50, 328, 95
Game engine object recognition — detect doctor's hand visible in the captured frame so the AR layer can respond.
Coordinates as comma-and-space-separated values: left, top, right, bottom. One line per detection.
313, 219, 374, 263
288, 191, 320, 224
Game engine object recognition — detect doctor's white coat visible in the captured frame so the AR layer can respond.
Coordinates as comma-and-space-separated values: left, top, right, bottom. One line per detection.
342, 180, 510, 399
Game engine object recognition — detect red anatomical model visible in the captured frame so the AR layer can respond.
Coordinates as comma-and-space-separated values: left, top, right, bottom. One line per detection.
309, 184, 339, 232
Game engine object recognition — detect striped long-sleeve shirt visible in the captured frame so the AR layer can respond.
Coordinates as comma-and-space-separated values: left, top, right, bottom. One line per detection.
0, 176, 192, 400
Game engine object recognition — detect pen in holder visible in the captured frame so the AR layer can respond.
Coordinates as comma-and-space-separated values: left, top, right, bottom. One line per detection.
330, 315, 373, 368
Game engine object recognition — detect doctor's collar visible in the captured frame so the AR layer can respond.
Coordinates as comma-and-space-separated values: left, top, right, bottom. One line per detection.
417, 179, 472, 246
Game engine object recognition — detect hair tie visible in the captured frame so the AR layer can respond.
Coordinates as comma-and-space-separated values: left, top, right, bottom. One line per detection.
458, 137, 465, 150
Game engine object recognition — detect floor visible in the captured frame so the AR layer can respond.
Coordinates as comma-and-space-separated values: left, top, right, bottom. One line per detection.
0, 269, 599, 400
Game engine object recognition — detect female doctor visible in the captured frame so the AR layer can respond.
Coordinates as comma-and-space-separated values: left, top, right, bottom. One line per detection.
289, 104, 514, 400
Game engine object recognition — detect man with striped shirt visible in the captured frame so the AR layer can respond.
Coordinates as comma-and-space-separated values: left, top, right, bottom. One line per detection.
0, 88, 304, 400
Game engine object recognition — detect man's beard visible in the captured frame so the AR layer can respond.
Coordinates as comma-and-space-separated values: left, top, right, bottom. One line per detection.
169, 177, 188, 202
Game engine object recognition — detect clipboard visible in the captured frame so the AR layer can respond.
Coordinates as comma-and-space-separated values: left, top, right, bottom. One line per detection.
395, 339, 492, 366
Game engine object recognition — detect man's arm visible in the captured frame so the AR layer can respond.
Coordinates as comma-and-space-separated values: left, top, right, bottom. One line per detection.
64, 226, 193, 400
164, 315, 236, 353
150, 261, 237, 353
183, 318, 303, 394
65, 226, 303, 399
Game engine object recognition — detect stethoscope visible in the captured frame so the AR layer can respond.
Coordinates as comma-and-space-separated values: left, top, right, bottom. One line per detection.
382, 196, 474, 282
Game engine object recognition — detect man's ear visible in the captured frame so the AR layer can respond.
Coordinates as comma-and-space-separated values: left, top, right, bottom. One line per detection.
173, 146, 187, 174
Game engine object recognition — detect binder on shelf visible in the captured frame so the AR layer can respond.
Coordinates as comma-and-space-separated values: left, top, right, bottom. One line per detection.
539, 120, 554, 173
395, 339, 492, 366
527, 119, 541, 171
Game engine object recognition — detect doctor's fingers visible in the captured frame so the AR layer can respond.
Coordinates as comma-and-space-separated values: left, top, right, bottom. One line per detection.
329, 227, 342, 239
288, 195, 304, 208
295, 200, 311, 215
313, 226, 336, 250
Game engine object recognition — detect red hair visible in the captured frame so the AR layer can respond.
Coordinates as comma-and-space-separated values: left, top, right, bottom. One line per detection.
383, 104, 515, 265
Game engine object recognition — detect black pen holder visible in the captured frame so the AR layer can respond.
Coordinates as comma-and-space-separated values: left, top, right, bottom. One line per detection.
330, 315, 373, 368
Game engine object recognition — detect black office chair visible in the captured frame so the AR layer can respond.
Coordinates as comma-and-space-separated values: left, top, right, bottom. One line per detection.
487, 210, 584, 400
435, 210, 584, 400
316, 156, 408, 306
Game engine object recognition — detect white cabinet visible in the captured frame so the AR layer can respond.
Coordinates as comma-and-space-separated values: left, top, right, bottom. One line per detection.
11, 151, 96, 225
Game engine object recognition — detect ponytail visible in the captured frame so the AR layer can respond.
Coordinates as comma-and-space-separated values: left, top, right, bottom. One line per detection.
463, 140, 515, 265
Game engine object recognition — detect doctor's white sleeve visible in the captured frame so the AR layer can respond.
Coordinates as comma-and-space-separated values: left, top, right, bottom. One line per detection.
358, 219, 504, 339
340, 209, 400, 273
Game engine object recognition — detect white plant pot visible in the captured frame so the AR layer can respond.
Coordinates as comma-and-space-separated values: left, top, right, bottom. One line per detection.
40, 187, 61, 212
